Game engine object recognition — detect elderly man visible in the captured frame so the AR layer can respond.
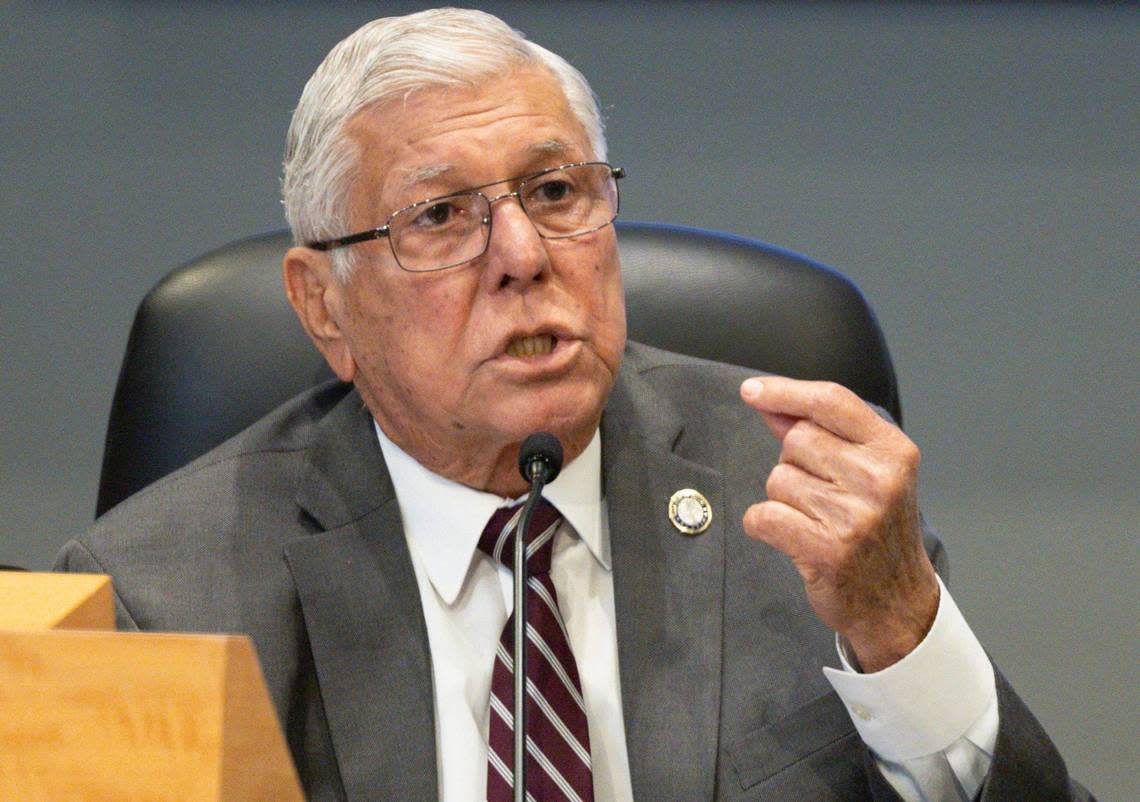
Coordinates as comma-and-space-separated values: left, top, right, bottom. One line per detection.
58, 9, 1089, 802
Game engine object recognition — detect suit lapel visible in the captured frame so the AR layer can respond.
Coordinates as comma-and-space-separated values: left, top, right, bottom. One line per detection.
283, 391, 437, 801
603, 364, 726, 801
280, 359, 731, 800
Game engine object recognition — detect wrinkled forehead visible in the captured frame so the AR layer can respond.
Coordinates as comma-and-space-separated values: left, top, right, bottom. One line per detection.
345, 67, 593, 210
391, 137, 574, 191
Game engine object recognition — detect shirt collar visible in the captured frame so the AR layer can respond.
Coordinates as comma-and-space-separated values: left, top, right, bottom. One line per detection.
374, 422, 609, 605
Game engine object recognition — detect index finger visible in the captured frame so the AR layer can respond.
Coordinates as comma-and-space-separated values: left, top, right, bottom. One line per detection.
740, 376, 882, 444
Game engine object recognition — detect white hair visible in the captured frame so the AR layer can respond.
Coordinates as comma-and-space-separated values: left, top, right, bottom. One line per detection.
282, 7, 608, 279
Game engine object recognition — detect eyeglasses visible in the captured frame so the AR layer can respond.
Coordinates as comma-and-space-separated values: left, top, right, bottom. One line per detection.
305, 161, 624, 272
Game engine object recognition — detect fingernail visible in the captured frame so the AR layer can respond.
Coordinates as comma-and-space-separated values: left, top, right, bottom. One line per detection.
741, 378, 764, 400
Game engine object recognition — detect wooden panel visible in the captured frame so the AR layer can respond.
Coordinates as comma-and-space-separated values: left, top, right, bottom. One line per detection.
0, 572, 114, 630
219, 636, 307, 800
0, 630, 303, 801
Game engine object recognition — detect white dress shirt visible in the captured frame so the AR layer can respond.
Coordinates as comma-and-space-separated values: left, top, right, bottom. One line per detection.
375, 423, 998, 801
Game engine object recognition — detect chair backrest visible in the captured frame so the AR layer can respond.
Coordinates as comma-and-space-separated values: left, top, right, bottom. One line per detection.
96, 221, 900, 516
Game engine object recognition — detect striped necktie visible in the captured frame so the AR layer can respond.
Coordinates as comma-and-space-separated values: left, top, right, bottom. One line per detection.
478, 499, 594, 802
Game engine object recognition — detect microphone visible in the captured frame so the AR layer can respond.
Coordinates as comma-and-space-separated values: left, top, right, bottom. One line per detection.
518, 431, 564, 486
511, 432, 563, 802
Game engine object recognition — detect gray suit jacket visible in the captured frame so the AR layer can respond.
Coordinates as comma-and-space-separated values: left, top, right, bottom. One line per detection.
58, 343, 1087, 800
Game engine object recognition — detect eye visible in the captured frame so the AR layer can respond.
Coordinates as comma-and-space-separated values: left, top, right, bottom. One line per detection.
412, 200, 458, 228
539, 179, 571, 201
528, 177, 576, 205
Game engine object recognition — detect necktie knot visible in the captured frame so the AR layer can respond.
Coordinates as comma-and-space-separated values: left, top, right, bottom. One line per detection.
477, 498, 562, 576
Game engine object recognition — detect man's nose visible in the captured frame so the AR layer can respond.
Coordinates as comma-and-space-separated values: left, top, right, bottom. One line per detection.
480, 192, 549, 289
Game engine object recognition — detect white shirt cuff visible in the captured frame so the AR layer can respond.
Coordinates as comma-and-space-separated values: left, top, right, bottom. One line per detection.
822, 576, 997, 762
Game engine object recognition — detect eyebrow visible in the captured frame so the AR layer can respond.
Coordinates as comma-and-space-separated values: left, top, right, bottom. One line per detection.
529, 138, 570, 159
399, 163, 455, 191
396, 139, 573, 193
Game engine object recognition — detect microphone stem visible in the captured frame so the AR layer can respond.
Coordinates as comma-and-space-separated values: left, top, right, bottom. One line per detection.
513, 467, 547, 802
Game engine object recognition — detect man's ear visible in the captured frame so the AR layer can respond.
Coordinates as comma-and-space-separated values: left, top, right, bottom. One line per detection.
282, 247, 357, 383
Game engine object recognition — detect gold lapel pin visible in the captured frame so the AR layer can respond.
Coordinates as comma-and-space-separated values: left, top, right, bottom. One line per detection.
668, 488, 712, 535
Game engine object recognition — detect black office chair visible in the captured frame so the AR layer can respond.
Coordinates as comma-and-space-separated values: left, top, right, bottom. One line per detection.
96, 221, 900, 516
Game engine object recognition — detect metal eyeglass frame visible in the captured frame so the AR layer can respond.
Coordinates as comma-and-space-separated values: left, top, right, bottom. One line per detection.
304, 161, 625, 272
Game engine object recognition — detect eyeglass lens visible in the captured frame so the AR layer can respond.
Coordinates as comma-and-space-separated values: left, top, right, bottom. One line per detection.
389, 163, 619, 272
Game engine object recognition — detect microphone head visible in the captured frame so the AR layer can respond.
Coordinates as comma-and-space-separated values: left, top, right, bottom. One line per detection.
518, 432, 564, 484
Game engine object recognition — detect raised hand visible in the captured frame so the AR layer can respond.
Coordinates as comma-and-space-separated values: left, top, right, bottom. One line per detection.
740, 376, 940, 672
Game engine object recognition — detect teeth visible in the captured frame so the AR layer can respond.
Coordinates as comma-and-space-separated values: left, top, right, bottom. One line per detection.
506, 334, 555, 358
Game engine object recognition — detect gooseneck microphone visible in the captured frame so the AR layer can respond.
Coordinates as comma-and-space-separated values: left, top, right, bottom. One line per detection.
518, 432, 564, 487
511, 432, 564, 802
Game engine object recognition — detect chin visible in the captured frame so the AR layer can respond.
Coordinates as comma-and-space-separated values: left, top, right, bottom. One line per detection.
496, 384, 607, 448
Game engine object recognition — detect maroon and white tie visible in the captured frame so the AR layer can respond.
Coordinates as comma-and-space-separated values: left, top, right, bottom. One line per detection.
478, 499, 594, 802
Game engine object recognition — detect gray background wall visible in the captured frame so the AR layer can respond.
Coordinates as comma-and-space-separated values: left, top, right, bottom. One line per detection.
2, 1, 1136, 797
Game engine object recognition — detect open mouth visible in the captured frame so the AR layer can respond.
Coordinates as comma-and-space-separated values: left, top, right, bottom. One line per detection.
505, 334, 556, 358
